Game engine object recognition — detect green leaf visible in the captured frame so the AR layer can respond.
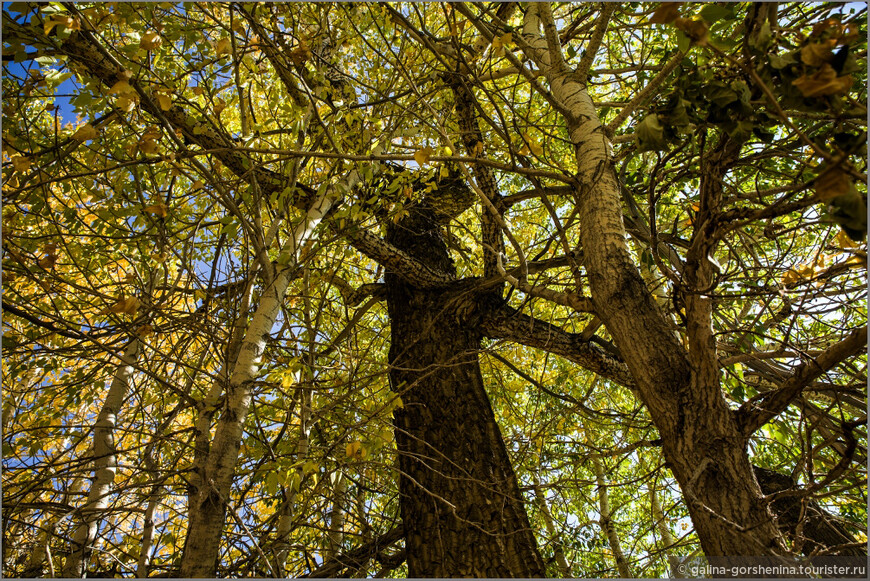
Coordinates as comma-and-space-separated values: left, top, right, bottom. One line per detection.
768, 52, 797, 70
635, 114, 668, 152
675, 30, 690, 54
265, 471, 279, 496
221, 221, 239, 238
828, 188, 867, 242
6, 3, 30, 14
44, 70, 73, 89
750, 21, 772, 50
705, 82, 738, 107
699, 4, 732, 24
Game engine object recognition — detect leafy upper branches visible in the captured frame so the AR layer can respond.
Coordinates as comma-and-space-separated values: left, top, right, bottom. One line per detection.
2, 2, 866, 578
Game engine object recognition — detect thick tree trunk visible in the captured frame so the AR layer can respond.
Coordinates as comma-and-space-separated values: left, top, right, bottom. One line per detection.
519, 4, 787, 559
385, 205, 545, 577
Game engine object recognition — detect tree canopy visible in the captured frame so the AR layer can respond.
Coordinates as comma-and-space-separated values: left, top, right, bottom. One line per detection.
2, 2, 867, 578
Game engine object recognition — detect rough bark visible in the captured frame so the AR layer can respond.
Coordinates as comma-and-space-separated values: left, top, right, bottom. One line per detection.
520, 3, 787, 558
385, 200, 545, 577
754, 466, 866, 558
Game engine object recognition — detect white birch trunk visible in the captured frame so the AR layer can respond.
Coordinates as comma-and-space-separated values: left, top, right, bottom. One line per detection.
650, 485, 684, 578
136, 447, 161, 577
180, 175, 355, 577
62, 338, 140, 578
591, 456, 632, 578
326, 472, 346, 559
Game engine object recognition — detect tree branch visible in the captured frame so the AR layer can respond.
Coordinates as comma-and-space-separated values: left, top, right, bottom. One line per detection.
737, 326, 867, 436
480, 304, 635, 388
300, 525, 403, 578
340, 226, 456, 289
576, 3, 616, 85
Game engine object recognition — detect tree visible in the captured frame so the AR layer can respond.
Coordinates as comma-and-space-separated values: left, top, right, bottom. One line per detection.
2, 2, 866, 578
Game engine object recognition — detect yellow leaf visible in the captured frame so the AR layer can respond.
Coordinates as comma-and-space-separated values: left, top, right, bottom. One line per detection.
800, 40, 835, 66
38, 254, 57, 269
793, 64, 853, 98
214, 37, 232, 56
288, 40, 311, 65
143, 203, 168, 217
414, 146, 434, 166
674, 17, 708, 44
521, 133, 542, 157
814, 168, 852, 201
103, 296, 140, 315
649, 3, 683, 24
281, 370, 297, 389
472, 141, 485, 156
116, 96, 138, 112
845, 253, 866, 267
72, 123, 99, 141
109, 80, 136, 97
142, 126, 161, 140
835, 230, 859, 249
11, 156, 31, 173
139, 139, 159, 155
156, 93, 172, 111
346, 441, 363, 458
140, 31, 162, 51
121, 296, 140, 315
44, 15, 79, 35
136, 324, 153, 337
191, 180, 204, 191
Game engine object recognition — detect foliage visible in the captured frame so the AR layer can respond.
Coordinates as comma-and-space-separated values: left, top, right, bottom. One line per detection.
2, 2, 866, 577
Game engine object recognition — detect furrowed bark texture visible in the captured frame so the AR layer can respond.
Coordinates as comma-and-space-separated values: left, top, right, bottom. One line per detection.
521, 4, 785, 558
754, 467, 867, 558
63, 339, 140, 578
385, 201, 545, 577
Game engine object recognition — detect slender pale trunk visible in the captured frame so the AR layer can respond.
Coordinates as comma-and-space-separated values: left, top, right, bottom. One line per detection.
532, 477, 570, 577
327, 472, 347, 559
590, 456, 632, 578
63, 339, 140, 578
650, 485, 684, 578
180, 179, 352, 577
270, 336, 312, 574
136, 459, 159, 577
